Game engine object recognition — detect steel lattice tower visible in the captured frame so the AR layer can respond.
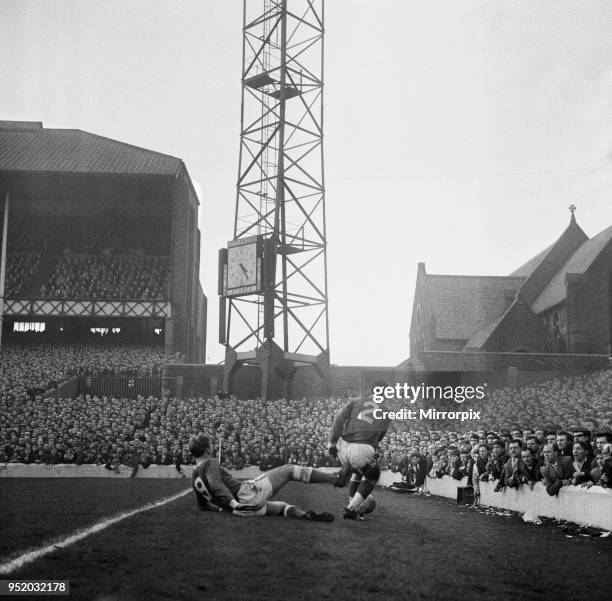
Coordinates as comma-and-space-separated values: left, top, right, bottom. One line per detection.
220, 0, 329, 399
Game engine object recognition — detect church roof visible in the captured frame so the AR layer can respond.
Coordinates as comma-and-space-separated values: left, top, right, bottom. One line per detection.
509, 243, 553, 277
464, 322, 499, 350
421, 274, 525, 340
531, 225, 612, 314
0, 121, 181, 176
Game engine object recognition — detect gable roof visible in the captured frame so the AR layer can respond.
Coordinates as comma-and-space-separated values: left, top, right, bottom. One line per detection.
0, 121, 181, 176
531, 225, 612, 314
0, 121, 42, 131
464, 321, 499, 350
509, 243, 553, 277
421, 274, 525, 340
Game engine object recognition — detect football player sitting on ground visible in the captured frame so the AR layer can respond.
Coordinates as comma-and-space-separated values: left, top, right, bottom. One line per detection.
327, 386, 391, 520
189, 433, 336, 522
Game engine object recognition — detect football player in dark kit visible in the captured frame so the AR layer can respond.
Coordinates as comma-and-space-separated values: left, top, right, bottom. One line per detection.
328, 387, 391, 520
189, 433, 336, 521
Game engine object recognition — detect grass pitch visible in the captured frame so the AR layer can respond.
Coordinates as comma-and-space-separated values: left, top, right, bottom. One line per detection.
0, 479, 609, 601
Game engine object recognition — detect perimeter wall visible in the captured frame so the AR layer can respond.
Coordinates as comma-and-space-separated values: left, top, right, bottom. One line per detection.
2, 464, 609, 530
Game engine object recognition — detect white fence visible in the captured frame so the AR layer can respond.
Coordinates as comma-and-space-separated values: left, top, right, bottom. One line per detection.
1, 464, 610, 530
416, 473, 612, 531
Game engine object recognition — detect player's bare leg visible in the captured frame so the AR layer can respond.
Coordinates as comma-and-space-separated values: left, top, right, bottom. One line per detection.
264, 501, 334, 522
346, 479, 374, 512
348, 473, 361, 498
264, 464, 340, 495
344, 472, 374, 516
343, 463, 380, 520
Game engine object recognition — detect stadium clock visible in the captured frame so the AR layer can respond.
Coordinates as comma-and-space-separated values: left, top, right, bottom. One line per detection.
220, 235, 263, 297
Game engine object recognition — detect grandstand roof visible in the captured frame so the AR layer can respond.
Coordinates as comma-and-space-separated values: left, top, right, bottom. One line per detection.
421, 274, 525, 340
0, 121, 182, 176
531, 225, 612, 314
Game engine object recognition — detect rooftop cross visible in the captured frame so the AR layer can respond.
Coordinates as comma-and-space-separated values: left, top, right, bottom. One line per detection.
569, 204, 576, 221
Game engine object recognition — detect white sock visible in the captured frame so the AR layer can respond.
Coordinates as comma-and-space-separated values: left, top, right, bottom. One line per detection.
348, 492, 365, 512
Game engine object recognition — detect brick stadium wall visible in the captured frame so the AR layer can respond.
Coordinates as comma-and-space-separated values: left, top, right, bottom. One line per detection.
291, 365, 324, 399
162, 363, 261, 399
168, 169, 203, 364
162, 364, 412, 399
231, 365, 413, 399
196, 284, 207, 363
232, 365, 262, 399
163, 354, 608, 399
163, 364, 222, 398
415, 351, 608, 377
413, 352, 609, 391
329, 365, 362, 395
170, 193, 188, 358
43, 377, 78, 399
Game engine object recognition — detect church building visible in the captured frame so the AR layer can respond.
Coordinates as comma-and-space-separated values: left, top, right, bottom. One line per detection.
408, 209, 611, 381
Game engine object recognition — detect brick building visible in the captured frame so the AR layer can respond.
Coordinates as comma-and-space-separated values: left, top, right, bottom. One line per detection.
408, 213, 611, 382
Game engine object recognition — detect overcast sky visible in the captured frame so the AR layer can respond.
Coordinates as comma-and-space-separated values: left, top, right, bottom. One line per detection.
1, 0, 611, 365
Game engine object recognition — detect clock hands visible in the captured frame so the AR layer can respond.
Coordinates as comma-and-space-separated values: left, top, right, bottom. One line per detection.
239, 263, 248, 277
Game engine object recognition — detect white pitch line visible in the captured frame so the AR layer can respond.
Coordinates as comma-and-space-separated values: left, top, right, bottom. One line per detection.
0, 487, 192, 575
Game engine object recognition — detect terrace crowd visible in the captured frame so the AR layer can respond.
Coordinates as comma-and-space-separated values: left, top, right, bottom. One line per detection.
5, 253, 41, 297
1, 364, 610, 491
41, 254, 169, 300
0, 343, 169, 398
6, 252, 169, 300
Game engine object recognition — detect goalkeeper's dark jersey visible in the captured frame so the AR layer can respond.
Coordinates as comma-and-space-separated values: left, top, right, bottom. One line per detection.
192, 457, 242, 511
330, 397, 391, 448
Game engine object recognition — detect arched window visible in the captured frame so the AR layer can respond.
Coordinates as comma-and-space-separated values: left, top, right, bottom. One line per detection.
417, 335, 425, 351
552, 311, 561, 336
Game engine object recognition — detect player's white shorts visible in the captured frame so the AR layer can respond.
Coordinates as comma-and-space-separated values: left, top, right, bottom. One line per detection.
337, 438, 378, 473
233, 473, 274, 517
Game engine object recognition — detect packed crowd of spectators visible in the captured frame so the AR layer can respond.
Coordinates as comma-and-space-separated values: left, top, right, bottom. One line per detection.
386, 426, 612, 495
0, 393, 344, 471
471, 372, 609, 439
5, 253, 41, 297
1, 367, 610, 492
6, 231, 169, 300
41, 254, 169, 300
0, 342, 169, 398
374, 371, 612, 493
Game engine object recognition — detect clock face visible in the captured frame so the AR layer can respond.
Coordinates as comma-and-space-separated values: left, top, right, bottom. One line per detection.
227, 242, 258, 291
